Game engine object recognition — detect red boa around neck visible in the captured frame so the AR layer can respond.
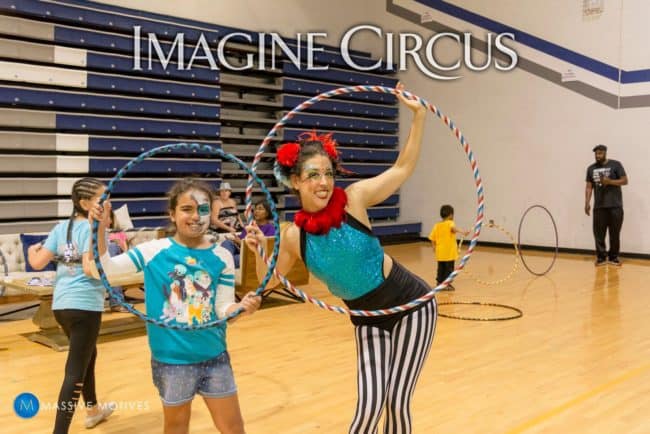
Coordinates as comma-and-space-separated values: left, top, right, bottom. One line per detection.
293, 187, 347, 235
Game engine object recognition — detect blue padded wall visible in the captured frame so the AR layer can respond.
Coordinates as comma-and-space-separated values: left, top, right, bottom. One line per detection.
0, 0, 420, 238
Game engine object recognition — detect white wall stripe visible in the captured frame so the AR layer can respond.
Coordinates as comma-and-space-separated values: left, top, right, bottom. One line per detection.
53, 45, 88, 67
394, 0, 650, 98
0, 61, 87, 88
56, 133, 89, 152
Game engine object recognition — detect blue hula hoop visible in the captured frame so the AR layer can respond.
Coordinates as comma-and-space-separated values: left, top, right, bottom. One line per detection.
91, 142, 280, 329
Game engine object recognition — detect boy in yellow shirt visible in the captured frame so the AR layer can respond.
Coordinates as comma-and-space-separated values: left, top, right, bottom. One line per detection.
429, 205, 469, 290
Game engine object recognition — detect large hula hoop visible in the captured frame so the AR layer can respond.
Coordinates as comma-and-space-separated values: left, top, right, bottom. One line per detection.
92, 143, 281, 330
246, 85, 485, 317
458, 220, 520, 285
517, 205, 559, 277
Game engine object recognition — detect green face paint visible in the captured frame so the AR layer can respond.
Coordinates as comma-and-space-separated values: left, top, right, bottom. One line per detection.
197, 203, 210, 216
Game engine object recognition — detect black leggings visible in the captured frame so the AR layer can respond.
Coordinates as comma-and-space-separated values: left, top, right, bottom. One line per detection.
52, 309, 102, 434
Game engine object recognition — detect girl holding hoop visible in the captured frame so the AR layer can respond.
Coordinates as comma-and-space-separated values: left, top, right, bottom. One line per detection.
245, 83, 436, 434
89, 178, 261, 434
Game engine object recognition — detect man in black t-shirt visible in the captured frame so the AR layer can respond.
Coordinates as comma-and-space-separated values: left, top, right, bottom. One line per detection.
585, 144, 628, 266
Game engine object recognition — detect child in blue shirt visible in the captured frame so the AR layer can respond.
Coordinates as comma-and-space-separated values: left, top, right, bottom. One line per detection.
27, 177, 116, 433
90, 178, 261, 434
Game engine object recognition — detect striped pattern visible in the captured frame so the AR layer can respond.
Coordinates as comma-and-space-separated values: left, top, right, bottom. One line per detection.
350, 300, 437, 434
126, 249, 145, 273
217, 274, 235, 285
247, 85, 485, 317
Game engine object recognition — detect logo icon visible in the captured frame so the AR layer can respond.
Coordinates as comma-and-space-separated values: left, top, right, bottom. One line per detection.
14, 392, 40, 418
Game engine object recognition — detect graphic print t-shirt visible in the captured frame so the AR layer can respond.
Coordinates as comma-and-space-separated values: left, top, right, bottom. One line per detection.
585, 159, 626, 209
120, 238, 235, 364
43, 219, 105, 311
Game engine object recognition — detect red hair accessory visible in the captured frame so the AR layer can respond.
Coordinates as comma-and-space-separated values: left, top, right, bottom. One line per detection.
276, 142, 301, 167
298, 131, 339, 161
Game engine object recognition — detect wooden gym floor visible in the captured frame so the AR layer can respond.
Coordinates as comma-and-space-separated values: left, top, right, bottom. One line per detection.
1, 242, 648, 433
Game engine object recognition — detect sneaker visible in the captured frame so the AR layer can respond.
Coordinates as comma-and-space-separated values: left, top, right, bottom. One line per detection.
110, 305, 129, 313
85, 402, 116, 429
595, 259, 607, 267
608, 258, 622, 267
439, 284, 455, 291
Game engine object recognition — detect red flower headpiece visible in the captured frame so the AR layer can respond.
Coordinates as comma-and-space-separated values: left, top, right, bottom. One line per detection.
299, 131, 339, 161
276, 131, 340, 169
276, 142, 301, 168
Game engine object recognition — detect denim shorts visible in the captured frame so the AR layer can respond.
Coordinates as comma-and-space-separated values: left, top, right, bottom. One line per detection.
151, 352, 237, 406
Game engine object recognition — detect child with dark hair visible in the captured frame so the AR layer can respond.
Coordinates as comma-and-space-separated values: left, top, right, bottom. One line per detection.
428, 204, 470, 290
243, 198, 275, 238
89, 178, 261, 434
27, 177, 115, 433
221, 197, 276, 268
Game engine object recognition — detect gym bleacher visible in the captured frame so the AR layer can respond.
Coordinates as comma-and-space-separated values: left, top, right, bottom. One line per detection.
0, 0, 421, 240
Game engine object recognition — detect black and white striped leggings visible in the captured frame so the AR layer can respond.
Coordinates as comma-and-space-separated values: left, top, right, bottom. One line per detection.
349, 299, 437, 434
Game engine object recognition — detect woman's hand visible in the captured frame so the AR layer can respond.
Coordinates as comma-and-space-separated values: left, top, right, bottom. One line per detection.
395, 82, 425, 115
345, 82, 426, 210
243, 222, 266, 253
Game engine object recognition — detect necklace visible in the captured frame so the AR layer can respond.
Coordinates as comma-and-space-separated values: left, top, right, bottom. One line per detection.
293, 187, 347, 235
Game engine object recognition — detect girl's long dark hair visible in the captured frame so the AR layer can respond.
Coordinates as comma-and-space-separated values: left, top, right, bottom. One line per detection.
67, 177, 104, 244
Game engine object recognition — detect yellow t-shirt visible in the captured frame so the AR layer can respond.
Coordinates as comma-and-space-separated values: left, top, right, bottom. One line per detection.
428, 220, 458, 261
